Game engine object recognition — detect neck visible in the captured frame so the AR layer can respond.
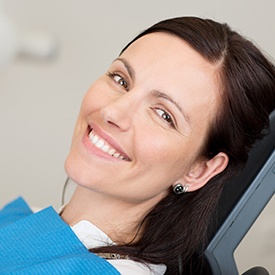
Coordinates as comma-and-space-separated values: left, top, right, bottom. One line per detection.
60, 185, 158, 244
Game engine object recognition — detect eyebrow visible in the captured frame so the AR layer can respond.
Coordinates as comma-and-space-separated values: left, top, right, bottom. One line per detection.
113, 58, 135, 81
151, 90, 190, 124
113, 57, 190, 124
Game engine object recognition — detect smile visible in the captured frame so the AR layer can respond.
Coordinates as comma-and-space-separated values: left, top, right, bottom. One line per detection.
88, 129, 129, 161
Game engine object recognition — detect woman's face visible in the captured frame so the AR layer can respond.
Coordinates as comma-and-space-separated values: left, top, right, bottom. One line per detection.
65, 32, 222, 205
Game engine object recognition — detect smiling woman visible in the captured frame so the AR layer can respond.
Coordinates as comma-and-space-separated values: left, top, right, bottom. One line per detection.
65, 32, 225, 207
1, 16, 275, 275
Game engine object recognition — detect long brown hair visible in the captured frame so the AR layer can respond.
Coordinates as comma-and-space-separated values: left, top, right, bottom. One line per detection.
91, 17, 275, 274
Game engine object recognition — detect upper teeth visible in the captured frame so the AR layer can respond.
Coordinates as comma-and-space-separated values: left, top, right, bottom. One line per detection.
89, 130, 125, 160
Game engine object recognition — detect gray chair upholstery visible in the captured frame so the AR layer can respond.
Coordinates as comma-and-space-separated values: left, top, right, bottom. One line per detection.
204, 110, 275, 275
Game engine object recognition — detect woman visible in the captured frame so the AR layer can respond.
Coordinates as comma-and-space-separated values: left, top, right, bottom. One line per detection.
1, 17, 275, 274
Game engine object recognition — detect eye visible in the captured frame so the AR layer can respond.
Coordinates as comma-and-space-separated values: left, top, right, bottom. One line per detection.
107, 72, 129, 90
155, 108, 175, 127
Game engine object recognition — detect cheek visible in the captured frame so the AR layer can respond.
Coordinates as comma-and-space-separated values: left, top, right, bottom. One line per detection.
134, 122, 207, 182
135, 128, 190, 171
80, 85, 106, 116
69, 85, 102, 147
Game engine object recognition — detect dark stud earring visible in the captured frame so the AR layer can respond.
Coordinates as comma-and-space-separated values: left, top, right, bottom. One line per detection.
173, 183, 189, 195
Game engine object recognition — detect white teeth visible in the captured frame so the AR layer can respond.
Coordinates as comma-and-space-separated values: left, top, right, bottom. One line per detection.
108, 148, 116, 155
95, 139, 104, 149
113, 153, 120, 158
102, 144, 110, 152
89, 129, 126, 160
92, 135, 99, 144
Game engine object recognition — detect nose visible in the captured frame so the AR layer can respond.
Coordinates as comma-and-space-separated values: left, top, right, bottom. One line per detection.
100, 92, 137, 132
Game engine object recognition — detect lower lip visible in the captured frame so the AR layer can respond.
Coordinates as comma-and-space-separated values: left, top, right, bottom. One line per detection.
82, 129, 122, 162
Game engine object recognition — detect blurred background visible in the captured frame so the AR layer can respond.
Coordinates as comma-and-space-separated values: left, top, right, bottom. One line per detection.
0, 0, 274, 273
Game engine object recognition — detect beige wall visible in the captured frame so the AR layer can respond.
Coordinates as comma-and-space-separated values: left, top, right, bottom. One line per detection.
0, 0, 274, 273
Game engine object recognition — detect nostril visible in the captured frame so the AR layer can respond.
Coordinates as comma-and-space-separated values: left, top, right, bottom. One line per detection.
107, 120, 120, 128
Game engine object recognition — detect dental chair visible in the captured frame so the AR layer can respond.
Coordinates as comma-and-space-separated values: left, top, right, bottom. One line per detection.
204, 110, 275, 275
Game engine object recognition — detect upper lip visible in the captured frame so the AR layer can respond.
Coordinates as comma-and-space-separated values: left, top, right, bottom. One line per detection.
88, 123, 131, 161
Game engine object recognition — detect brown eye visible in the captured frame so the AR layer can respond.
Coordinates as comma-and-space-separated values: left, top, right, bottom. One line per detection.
113, 75, 128, 89
107, 72, 129, 90
155, 108, 175, 127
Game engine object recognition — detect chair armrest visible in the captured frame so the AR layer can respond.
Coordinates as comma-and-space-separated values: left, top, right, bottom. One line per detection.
242, 267, 269, 275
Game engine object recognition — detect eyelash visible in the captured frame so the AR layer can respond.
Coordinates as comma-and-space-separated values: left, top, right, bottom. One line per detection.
107, 72, 129, 91
155, 108, 175, 128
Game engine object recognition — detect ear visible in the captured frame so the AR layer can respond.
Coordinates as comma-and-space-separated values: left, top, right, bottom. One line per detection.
179, 152, 229, 192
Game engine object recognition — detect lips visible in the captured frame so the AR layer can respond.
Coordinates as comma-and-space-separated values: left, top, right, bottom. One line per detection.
88, 128, 131, 161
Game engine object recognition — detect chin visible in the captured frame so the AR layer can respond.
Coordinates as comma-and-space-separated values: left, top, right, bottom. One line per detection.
64, 153, 98, 190
64, 153, 81, 184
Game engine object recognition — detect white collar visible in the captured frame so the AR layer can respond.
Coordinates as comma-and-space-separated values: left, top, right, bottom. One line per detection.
71, 220, 114, 250
71, 220, 166, 275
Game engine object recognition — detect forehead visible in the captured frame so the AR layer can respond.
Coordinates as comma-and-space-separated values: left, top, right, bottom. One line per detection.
122, 32, 213, 69
120, 32, 219, 89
